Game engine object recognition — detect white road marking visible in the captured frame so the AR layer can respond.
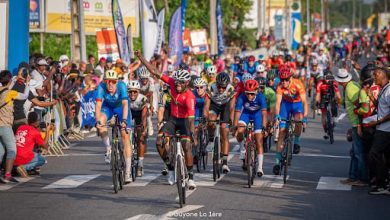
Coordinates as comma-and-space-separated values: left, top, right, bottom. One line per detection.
126, 205, 204, 220
42, 174, 100, 189
253, 175, 289, 188
126, 173, 161, 187
0, 177, 35, 191
335, 113, 346, 123
292, 153, 349, 159
175, 188, 197, 201
316, 177, 352, 191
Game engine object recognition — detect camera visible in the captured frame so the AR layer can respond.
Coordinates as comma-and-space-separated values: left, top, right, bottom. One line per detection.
22, 68, 29, 79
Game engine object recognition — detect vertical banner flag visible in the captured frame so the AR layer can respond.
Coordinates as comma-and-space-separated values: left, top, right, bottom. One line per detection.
216, 0, 224, 55
96, 28, 120, 61
154, 9, 165, 55
29, 0, 41, 30
140, 0, 159, 60
181, 0, 189, 52
81, 90, 98, 128
112, 0, 131, 64
127, 24, 134, 59
291, 2, 302, 50
169, 7, 183, 66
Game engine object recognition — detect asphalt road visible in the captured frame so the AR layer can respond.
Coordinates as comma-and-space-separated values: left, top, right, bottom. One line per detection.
1, 110, 389, 220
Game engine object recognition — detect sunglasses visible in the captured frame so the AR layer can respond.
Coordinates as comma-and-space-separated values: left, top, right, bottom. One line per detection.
175, 80, 187, 85
217, 85, 227, 89
106, 79, 117, 84
196, 86, 205, 90
281, 78, 290, 82
245, 92, 257, 96
129, 90, 138, 94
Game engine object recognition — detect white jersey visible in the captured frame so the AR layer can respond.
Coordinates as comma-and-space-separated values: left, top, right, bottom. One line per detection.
130, 93, 148, 112
311, 52, 329, 74
139, 77, 155, 95
208, 83, 235, 105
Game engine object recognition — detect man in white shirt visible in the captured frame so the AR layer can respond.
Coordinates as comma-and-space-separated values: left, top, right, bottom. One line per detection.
367, 67, 390, 195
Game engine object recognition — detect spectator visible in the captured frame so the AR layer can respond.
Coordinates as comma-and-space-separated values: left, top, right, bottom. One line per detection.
14, 112, 53, 177
30, 58, 48, 96
88, 54, 95, 67
367, 67, 390, 194
79, 61, 87, 75
95, 57, 106, 79
0, 70, 29, 184
12, 67, 57, 132
335, 68, 368, 186
106, 57, 114, 70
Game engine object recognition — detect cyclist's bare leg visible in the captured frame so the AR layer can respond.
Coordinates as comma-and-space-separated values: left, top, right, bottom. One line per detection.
181, 138, 194, 174
121, 129, 132, 175
255, 132, 264, 174
137, 127, 146, 167
236, 123, 246, 143
97, 114, 110, 153
221, 124, 230, 165
293, 113, 303, 136
156, 134, 170, 167
276, 128, 286, 152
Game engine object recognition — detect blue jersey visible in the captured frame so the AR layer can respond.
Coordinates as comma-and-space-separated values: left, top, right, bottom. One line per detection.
96, 81, 129, 108
231, 63, 239, 73
235, 93, 267, 114
192, 89, 206, 118
244, 62, 258, 75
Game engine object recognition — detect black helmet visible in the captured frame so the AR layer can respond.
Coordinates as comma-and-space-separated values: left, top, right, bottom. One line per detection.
360, 63, 376, 81
254, 76, 266, 87
323, 69, 332, 76
216, 72, 230, 86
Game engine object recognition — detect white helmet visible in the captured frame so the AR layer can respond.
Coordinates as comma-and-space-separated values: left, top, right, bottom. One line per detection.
297, 55, 304, 63
193, 78, 207, 87
59, 55, 69, 62
138, 66, 150, 79
127, 80, 141, 90
207, 65, 217, 76
311, 59, 318, 66
173, 69, 191, 81
167, 64, 174, 72
242, 73, 253, 83
256, 64, 266, 73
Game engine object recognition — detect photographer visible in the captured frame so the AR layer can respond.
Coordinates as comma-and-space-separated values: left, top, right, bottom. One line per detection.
12, 66, 58, 132
14, 112, 53, 177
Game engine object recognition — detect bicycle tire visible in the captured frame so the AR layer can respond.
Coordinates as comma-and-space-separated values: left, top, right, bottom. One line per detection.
176, 154, 184, 208
327, 110, 334, 144
196, 131, 202, 173
213, 136, 219, 182
283, 141, 290, 184
131, 133, 137, 182
246, 142, 253, 188
216, 137, 221, 179
111, 144, 119, 193
203, 128, 209, 170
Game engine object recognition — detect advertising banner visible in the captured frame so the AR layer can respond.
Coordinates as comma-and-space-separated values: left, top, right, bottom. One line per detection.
0, 2, 7, 71
127, 24, 134, 59
46, 0, 139, 36
96, 28, 120, 61
216, 0, 224, 55
154, 9, 165, 55
168, 7, 183, 66
190, 29, 209, 55
291, 1, 301, 50
140, 0, 159, 60
29, 0, 42, 30
113, 0, 130, 64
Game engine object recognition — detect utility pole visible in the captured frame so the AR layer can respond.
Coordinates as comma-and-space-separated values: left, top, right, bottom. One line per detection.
164, 0, 169, 14
71, 0, 86, 63
307, 0, 310, 34
210, 0, 217, 55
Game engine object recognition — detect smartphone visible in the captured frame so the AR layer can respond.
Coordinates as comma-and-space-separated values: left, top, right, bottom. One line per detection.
22, 68, 29, 78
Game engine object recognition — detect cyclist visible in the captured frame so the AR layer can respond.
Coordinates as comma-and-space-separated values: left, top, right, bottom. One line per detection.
307, 59, 323, 98
137, 66, 155, 136
233, 79, 268, 177
255, 76, 276, 119
201, 65, 217, 86
203, 72, 236, 174
192, 78, 209, 162
157, 83, 172, 176
315, 74, 342, 140
95, 69, 133, 183
136, 50, 197, 190
256, 64, 267, 79
284, 51, 297, 73
244, 55, 258, 75
295, 55, 306, 83
127, 80, 149, 177
235, 73, 253, 99
273, 68, 308, 175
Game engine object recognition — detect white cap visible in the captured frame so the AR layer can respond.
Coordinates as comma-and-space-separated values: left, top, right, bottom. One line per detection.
37, 59, 48, 66
59, 55, 69, 62
335, 68, 352, 83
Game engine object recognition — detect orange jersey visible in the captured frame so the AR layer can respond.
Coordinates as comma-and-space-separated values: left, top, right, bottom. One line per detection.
276, 78, 306, 103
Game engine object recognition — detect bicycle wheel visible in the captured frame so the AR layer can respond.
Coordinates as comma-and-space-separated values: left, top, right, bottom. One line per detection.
203, 129, 209, 170
196, 132, 202, 173
213, 136, 219, 182
327, 110, 334, 144
283, 141, 290, 184
246, 142, 253, 188
176, 155, 184, 208
111, 144, 119, 193
216, 137, 221, 178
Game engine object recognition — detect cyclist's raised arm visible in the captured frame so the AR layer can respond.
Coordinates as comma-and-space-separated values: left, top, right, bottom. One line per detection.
135, 50, 162, 79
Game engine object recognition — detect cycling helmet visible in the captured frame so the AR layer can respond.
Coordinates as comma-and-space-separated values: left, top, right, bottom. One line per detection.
244, 79, 259, 92
258, 54, 266, 61
323, 69, 332, 76
248, 55, 255, 62
104, 69, 118, 80
207, 65, 217, 76
272, 50, 279, 57
59, 55, 69, 62
360, 63, 376, 81
297, 55, 304, 63
234, 56, 241, 62
127, 80, 141, 90
242, 73, 253, 83
254, 76, 266, 87
256, 64, 266, 73
193, 78, 207, 87
279, 68, 292, 79
138, 66, 150, 79
216, 72, 230, 86
312, 59, 318, 66
173, 69, 191, 81
167, 64, 174, 72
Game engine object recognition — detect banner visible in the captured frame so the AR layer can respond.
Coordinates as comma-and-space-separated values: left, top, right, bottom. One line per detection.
140, 0, 159, 60
216, 0, 224, 55
169, 7, 183, 66
29, 0, 42, 30
190, 29, 209, 55
96, 28, 120, 61
46, 0, 139, 36
154, 9, 165, 55
127, 24, 134, 60
183, 28, 191, 49
291, 2, 301, 50
113, 0, 131, 64
0, 2, 7, 71
81, 90, 98, 128
181, 0, 187, 32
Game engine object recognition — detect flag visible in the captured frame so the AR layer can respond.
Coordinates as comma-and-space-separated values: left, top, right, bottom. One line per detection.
181, 0, 187, 32
168, 7, 183, 66
216, 0, 224, 55
140, 0, 159, 60
112, 0, 130, 64
127, 24, 134, 60
154, 9, 165, 55
291, 2, 302, 50
81, 90, 98, 128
